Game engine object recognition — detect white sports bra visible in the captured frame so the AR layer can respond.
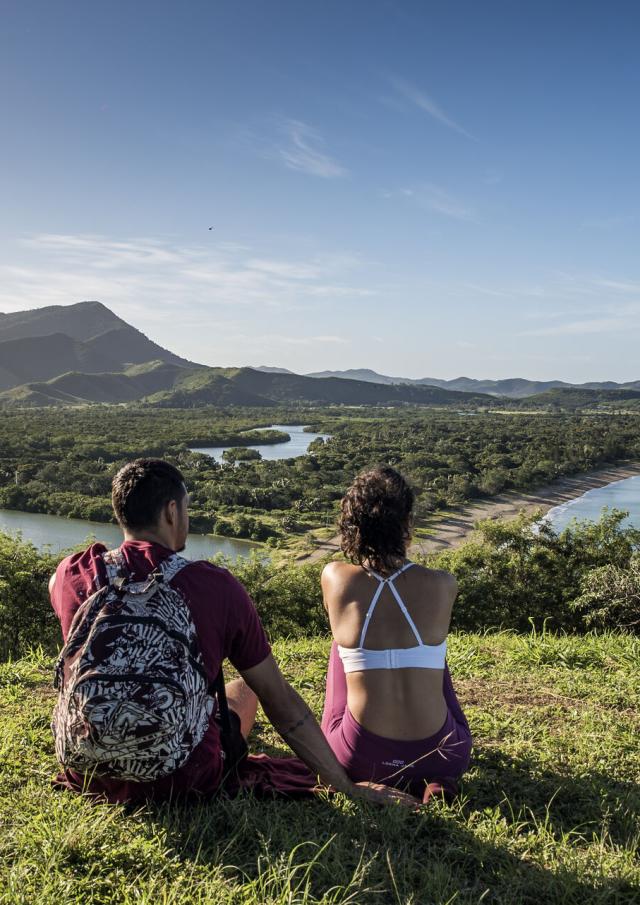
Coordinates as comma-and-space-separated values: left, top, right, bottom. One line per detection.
337, 562, 447, 672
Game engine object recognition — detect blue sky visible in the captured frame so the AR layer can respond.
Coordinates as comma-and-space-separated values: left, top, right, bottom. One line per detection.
1, 0, 639, 381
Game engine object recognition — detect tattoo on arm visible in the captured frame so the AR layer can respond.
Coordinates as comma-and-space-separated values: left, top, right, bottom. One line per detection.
281, 707, 313, 737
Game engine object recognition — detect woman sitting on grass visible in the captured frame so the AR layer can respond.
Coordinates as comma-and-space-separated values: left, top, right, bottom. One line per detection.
320, 466, 472, 802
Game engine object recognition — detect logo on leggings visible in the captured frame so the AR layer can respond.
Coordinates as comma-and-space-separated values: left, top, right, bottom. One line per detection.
381, 759, 406, 767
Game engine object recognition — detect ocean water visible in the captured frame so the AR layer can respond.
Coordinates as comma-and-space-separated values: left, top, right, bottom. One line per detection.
545, 474, 640, 532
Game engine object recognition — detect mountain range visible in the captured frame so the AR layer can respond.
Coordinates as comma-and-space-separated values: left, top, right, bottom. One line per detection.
0, 302, 495, 408
0, 301, 637, 409
258, 367, 640, 399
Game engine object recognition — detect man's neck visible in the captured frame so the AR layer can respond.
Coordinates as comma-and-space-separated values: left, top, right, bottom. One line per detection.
122, 528, 176, 551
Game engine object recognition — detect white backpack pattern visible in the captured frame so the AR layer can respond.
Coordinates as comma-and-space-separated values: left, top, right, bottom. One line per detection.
52, 550, 214, 782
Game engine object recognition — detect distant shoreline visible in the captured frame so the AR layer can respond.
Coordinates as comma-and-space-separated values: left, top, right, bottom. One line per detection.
413, 460, 640, 555
298, 460, 640, 562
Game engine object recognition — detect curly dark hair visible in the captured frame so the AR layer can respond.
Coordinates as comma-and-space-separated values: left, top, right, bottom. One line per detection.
338, 466, 414, 574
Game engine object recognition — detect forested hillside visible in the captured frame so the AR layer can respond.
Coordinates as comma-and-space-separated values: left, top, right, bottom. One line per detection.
0, 300, 126, 342
514, 387, 640, 410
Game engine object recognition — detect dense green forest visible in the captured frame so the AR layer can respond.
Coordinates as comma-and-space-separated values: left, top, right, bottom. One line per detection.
1, 406, 639, 543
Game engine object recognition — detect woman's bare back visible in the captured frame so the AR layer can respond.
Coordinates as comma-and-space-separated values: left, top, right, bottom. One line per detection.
322, 561, 457, 740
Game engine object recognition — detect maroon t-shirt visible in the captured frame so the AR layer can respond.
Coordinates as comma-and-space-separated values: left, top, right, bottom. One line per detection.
50, 540, 271, 802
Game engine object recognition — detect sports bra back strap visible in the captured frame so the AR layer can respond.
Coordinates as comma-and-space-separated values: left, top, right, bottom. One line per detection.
358, 562, 416, 648
387, 580, 423, 645
387, 561, 414, 582
358, 580, 386, 648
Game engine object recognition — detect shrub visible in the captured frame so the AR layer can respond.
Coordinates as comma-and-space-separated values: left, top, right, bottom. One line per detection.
0, 533, 60, 660
572, 553, 640, 630
427, 509, 640, 633
225, 555, 327, 639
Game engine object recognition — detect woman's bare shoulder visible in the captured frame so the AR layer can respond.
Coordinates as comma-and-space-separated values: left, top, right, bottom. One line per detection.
409, 564, 458, 603
321, 559, 359, 585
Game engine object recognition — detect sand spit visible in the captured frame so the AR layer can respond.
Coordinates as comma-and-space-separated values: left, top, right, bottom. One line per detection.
298, 460, 640, 563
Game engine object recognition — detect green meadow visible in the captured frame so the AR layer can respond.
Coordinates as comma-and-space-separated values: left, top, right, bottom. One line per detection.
1, 630, 638, 904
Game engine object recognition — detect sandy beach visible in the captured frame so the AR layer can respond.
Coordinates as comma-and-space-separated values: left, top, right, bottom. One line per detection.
298, 460, 640, 562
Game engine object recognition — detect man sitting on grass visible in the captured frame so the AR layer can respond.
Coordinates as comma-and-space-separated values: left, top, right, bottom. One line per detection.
49, 458, 413, 806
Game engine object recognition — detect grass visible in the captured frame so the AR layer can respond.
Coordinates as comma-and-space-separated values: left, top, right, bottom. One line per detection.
0, 631, 638, 904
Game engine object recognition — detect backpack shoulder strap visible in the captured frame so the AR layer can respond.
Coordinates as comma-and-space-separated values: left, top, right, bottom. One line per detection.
157, 552, 190, 583
54, 555, 121, 689
103, 548, 129, 588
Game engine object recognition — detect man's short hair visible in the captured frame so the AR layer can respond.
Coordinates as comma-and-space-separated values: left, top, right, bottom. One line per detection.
112, 459, 186, 530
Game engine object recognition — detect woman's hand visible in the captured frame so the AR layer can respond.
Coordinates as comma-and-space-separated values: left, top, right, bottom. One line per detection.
353, 781, 421, 809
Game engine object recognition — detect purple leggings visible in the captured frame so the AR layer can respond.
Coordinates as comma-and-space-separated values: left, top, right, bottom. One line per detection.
321, 642, 472, 797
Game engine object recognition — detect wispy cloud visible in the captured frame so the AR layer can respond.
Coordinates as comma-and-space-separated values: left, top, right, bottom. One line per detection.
266, 333, 348, 346
384, 184, 477, 222
463, 282, 548, 299
245, 258, 321, 280
519, 298, 640, 337
387, 76, 474, 139
455, 273, 640, 341
595, 278, 640, 294
0, 234, 373, 351
275, 119, 347, 179
210, 332, 350, 354
520, 317, 630, 337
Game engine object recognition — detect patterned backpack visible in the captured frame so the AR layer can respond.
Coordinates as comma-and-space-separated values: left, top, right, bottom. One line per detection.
52, 549, 215, 782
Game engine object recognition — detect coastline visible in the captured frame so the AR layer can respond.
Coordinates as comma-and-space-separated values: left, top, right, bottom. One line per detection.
298, 460, 640, 562
413, 460, 640, 555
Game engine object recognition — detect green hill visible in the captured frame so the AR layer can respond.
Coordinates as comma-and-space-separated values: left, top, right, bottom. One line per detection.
146, 369, 275, 407
518, 387, 640, 410
0, 361, 187, 406
198, 367, 495, 407
0, 363, 497, 408
8, 364, 640, 411
305, 370, 640, 398
0, 333, 118, 390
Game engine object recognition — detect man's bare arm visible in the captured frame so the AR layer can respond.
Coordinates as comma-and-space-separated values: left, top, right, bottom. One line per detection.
240, 654, 354, 792
240, 654, 419, 807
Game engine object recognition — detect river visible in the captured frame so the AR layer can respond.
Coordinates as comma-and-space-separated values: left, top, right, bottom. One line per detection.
546, 474, 640, 532
1, 423, 329, 558
0, 508, 258, 560
191, 424, 330, 462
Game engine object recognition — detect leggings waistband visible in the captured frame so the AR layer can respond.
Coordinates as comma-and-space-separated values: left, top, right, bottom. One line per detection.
342, 705, 464, 758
